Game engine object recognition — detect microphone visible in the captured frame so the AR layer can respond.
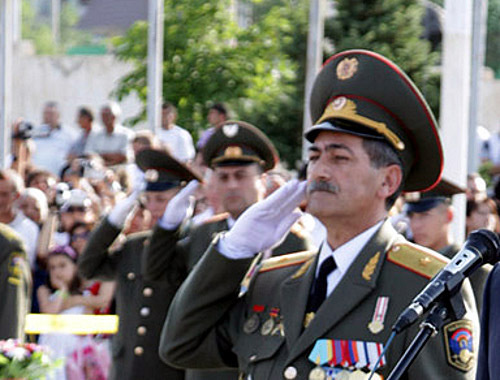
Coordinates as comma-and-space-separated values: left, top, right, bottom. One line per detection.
392, 229, 500, 333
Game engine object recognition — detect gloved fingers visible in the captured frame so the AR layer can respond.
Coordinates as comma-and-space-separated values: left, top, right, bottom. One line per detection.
260, 180, 306, 219
267, 209, 303, 251
275, 180, 307, 214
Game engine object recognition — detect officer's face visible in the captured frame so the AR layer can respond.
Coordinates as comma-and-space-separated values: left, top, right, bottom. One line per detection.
214, 164, 266, 219
408, 203, 451, 251
306, 132, 393, 226
144, 188, 180, 223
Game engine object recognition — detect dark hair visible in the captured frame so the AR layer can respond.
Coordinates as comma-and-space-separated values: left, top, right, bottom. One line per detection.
466, 198, 497, 217
362, 139, 404, 210
46, 246, 82, 295
210, 103, 228, 116
79, 107, 94, 122
162, 101, 178, 114
26, 169, 57, 188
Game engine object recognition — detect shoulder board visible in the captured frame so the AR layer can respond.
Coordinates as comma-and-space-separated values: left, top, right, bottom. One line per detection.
202, 212, 230, 225
259, 250, 317, 273
0, 223, 22, 244
387, 242, 448, 279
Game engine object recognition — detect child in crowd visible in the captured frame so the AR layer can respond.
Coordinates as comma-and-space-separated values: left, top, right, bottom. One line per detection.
37, 245, 109, 380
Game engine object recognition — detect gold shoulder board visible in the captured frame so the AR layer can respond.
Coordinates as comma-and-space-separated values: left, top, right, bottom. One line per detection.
259, 250, 317, 273
387, 243, 448, 279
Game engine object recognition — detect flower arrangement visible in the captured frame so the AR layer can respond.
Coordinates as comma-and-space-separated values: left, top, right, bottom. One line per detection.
0, 339, 61, 379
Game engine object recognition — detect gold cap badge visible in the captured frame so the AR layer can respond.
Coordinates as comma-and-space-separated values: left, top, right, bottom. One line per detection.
336, 57, 359, 80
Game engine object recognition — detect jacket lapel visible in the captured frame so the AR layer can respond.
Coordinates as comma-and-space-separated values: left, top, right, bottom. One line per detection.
286, 220, 399, 364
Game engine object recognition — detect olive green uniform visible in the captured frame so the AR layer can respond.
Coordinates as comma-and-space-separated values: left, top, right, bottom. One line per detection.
440, 243, 491, 313
0, 223, 31, 340
160, 220, 479, 379
145, 214, 312, 380
78, 218, 184, 380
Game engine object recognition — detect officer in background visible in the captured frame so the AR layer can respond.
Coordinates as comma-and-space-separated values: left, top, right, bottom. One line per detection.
0, 223, 31, 340
406, 178, 491, 312
78, 148, 201, 380
145, 121, 312, 380
160, 50, 479, 379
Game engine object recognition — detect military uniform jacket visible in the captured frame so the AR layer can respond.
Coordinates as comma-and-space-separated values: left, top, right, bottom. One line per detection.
145, 214, 312, 380
160, 220, 479, 380
476, 263, 500, 380
78, 218, 184, 380
0, 223, 31, 340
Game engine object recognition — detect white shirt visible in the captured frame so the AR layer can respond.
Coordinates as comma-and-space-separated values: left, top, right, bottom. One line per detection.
32, 124, 78, 175
84, 124, 134, 158
9, 212, 40, 269
317, 220, 383, 298
157, 125, 195, 162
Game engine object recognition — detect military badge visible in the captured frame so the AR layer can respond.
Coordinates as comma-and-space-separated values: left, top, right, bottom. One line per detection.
224, 146, 243, 159
244, 304, 265, 334
304, 312, 315, 328
367, 296, 389, 335
332, 96, 347, 111
222, 123, 239, 137
261, 307, 280, 336
443, 320, 474, 371
336, 57, 358, 80
362, 252, 380, 281
8, 251, 26, 286
308, 366, 326, 380
144, 169, 159, 182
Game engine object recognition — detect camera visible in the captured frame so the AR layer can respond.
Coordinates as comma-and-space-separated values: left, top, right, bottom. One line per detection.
12, 121, 34, 140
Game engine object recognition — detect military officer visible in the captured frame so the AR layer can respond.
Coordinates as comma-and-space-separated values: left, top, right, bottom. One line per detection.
78, 148, 201, 380
406, 178, 492, 312
160, 50, 480, 379
144, 121, 312, 380
0, 223, 31, 340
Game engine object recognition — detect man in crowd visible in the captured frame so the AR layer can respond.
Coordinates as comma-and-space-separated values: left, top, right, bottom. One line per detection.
157, 102, 195, 163
67, 106, 98, 161
160, 50, 479, 379
0, 222, 31, 340
406, 178, 491, 312
84, 102, 134, 166
145, 121, 312, 380
31, 101, 77, 175
78, 148, 202, 380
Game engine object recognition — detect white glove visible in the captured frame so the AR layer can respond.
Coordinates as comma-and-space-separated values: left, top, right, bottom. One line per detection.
108, 181, 145, 228
219, 179, 306, 259
158, 180, 199, 230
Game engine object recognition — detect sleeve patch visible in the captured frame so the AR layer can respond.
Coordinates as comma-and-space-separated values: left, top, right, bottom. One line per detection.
443, 319, 475, 372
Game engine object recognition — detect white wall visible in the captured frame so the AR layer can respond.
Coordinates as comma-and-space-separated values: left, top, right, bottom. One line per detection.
479, 68, 500, 132
11, 52, 144, 133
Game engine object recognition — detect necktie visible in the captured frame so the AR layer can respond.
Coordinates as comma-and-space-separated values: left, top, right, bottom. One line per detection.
307, 256, 337, 313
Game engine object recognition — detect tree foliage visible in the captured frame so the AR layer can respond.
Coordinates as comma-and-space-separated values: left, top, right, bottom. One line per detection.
486, 0, 500, 77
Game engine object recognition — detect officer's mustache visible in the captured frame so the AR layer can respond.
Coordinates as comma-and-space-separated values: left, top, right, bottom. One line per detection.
307, 180, 339, 195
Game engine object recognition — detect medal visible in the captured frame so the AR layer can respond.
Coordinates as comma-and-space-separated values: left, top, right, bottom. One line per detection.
243, 314, 260, 334
368, 296, 389, 335
349, 369, 367, 379
309, 366, 326, 380
260, 318, 275, 336
335, 370, 350, 380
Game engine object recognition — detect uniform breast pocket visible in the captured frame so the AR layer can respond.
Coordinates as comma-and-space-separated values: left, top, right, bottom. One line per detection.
232, 333, 285, 379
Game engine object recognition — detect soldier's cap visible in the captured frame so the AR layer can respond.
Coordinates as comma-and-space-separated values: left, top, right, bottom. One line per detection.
202, 120, 279, 171
136, 148, 202, 192
405, 178, 465, 214
305, 49, 443, 192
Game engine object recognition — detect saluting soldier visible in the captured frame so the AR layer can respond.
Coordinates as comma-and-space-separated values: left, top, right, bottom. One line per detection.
78, 149, 201, 380
406, 177, 492, 312
144, 121, 312, 380
0, 223, 31, 340
160, 50, 480, 379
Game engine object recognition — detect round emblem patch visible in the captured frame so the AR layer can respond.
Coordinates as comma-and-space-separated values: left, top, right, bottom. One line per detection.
336, 57, 359, 80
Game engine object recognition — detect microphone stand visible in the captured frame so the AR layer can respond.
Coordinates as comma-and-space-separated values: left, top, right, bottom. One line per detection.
387, 292, 466, 380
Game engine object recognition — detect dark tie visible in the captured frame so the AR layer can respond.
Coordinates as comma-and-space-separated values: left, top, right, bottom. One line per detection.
307, 256, 337, 313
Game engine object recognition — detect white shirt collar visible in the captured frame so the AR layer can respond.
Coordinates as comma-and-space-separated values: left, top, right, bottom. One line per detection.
317, 220, 384, 278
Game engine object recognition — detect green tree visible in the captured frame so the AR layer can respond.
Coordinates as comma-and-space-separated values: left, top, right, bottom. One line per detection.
326, 0, 440, 116
113, 0, 309, 166
486, 0, 500, 77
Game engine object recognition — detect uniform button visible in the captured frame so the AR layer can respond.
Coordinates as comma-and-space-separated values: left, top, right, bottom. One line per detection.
134, 346, 144, 356
127, 272, 136, 280
137, 326, 147, 335
140, 307, 150, 317
143, 287, 153, 297
284, 366, 298, 379
249, 354, 257, 362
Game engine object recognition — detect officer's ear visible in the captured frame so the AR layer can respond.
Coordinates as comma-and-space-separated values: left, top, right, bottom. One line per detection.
378, 164, 402, 200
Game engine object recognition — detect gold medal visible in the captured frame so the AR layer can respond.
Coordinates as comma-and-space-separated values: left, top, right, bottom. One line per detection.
335, 370, 351, 380
304, 312, 315, 328
368, 320, 384, 334
243, 314, 260, 334
308, 366, 326, 380
260, 318, 275, 336
349, 369, 367, 379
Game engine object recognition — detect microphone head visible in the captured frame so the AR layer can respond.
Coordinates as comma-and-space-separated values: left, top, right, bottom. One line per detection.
466, 229, 500, 265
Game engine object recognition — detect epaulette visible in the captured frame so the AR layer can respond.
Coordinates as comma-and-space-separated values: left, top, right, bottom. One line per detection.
259, 250, 317, 273
0, 223, 22, 244
386, 242, 448, 279
202, 212, 230, 225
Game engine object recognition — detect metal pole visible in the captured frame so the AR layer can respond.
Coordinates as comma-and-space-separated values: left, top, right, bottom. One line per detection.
13, 0, 20, 44
440, 0, 473, 244
0, 0, 13, 169
51, 0, 60, 44
302, 0, 325, 161
467, 0, 489, 173
147, 0, 165, 134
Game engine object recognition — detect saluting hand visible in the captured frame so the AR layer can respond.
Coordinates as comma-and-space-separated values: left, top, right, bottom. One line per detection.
159, 180, 199, 230
219, 179, 306, 259
108, 180, 146, 228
